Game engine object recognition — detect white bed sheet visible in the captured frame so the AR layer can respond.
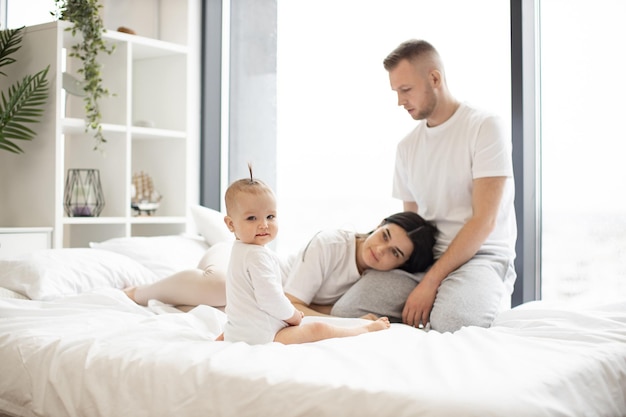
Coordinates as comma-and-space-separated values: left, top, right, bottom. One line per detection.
0, 290, 625, 417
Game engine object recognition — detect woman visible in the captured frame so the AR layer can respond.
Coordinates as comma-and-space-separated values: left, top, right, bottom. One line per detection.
125, 211, 437, 318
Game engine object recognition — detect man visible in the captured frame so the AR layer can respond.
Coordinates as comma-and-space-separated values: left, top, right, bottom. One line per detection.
332, 40, 517, 332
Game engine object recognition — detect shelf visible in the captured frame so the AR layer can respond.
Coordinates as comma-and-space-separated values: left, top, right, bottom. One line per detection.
62, 118, 127, 135
62, 118, 185, 139
0, 12, 201, 249
63, 217, 128, 225
57, 20, 189, 59
62, 216, 187, 225
131, 126, 186, 140
111, 31, 189, 59
130, 216, 187, 224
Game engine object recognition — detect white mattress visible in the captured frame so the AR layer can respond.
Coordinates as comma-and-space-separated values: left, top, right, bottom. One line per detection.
1, 289, 625, 417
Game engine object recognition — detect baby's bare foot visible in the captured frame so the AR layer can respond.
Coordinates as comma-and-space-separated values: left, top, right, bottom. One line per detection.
123, 286, 137, 303
367, 317, 391, 332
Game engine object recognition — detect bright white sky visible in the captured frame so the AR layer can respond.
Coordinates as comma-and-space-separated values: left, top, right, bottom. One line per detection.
540, 0, 626, 214
276, 0, 511, 252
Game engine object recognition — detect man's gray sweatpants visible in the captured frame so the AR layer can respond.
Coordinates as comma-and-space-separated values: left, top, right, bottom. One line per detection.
331, 252, 516, 333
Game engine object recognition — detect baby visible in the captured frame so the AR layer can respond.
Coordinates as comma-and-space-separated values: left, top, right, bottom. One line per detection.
220, 166, 390, 344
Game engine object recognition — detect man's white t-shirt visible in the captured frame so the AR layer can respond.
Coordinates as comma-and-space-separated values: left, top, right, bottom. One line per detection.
283, 229, 360, 306
392, 102, 517, 260
224, 241, 296, 344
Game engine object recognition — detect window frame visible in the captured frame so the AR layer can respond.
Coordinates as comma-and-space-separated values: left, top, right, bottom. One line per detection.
200, 0, 542, 306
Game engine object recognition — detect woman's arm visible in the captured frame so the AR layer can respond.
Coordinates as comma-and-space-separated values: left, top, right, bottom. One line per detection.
285, 293, 378, 320
285, 293, 332, 317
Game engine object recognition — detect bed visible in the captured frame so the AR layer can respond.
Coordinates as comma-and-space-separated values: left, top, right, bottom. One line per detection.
1, 231, 625, 417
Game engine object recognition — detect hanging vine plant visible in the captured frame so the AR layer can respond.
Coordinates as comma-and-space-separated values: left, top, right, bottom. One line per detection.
54, 0, 114, 150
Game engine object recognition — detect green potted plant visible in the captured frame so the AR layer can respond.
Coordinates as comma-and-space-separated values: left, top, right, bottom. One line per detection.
0, 27, 50, 154
54, 0, 114, 150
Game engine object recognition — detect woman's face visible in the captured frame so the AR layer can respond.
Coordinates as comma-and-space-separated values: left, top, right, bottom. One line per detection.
360, 223, 414, 271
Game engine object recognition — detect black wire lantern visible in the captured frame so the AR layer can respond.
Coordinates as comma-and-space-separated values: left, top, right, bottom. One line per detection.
63, 169, 105, 217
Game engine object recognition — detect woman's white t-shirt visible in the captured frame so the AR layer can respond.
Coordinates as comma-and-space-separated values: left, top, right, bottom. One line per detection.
282, 229, 360, 306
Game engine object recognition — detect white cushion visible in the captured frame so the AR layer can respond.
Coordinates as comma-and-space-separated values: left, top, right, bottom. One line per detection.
0, 249, 158, 300
90, 234, 209, 279
189, 204, 234, 246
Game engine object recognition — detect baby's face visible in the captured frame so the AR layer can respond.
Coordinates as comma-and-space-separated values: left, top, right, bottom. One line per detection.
226, 190, 278, 246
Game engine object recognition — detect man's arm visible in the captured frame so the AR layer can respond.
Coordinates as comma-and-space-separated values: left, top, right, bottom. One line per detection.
403, 201, 418, 213
402, 176, 507, 327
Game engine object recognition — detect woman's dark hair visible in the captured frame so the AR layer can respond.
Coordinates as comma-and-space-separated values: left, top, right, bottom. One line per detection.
382, 211, 438, 273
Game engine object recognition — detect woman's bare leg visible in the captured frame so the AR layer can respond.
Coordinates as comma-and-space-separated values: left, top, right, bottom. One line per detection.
125, 267, 226, 308
273, 317, 390, 345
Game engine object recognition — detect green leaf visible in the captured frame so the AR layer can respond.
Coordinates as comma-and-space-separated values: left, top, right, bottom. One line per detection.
0, 27, 25, 77
0, 66, 50, 154
0, 138, 25, 153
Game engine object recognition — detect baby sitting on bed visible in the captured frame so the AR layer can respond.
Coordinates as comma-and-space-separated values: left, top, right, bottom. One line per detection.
218, 166, 390, 345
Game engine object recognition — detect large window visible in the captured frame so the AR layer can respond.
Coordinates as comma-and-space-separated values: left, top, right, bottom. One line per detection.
539, 0, 626, 303
276, 0, 511, 253
10, 1, 624, 305
4, 0, 54, 28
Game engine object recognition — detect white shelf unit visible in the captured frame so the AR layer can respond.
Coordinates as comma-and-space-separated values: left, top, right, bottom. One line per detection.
0, 4, 200, 249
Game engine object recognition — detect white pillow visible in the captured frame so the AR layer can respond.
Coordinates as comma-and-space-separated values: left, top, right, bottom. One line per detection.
0, 249, 158, 300
0, 287, 28, 300
90, 234, 209, 279
190, 205, 234, 246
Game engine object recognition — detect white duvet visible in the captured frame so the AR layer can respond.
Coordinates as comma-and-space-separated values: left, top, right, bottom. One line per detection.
1, 290, 625, 417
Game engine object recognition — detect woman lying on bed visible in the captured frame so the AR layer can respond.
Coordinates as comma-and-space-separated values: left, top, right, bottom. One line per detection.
125, 211, 437, 320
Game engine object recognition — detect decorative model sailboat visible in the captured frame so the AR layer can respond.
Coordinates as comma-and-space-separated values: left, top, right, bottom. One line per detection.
131, 171, 162, 215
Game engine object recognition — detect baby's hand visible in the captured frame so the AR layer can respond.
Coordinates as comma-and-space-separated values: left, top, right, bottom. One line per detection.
285, 309, 303, 326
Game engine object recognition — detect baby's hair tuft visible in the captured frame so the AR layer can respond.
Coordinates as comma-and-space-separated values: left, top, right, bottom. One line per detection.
247, 162, 253, 183
224, 164, 275, 215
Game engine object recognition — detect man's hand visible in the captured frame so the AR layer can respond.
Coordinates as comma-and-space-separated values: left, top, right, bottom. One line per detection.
402, 278, 438, 328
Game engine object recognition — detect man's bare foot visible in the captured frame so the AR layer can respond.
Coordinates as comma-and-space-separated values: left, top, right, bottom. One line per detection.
123, 287, 137, 303
367, 317, 390, 332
